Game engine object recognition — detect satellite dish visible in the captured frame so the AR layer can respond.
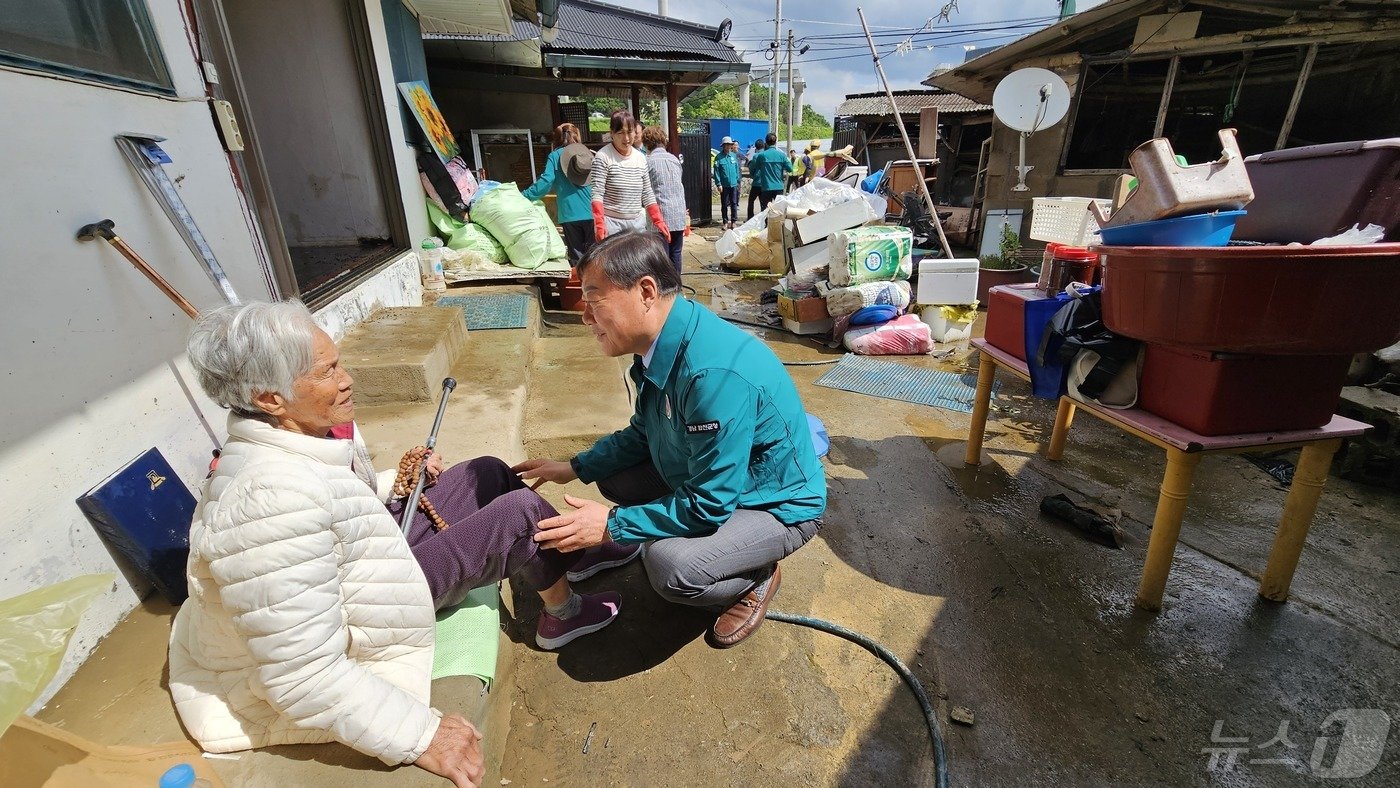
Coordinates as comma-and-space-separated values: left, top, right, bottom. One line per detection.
992, 68, 1071, 191
715, 18, 733, 43
992, 67, 1070, 132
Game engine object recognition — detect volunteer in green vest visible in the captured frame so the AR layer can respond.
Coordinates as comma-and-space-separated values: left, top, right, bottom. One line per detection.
514, 231, 827, 649
749, 133, 792, 214
523, 122, 595, 264
712, 136, 741, 231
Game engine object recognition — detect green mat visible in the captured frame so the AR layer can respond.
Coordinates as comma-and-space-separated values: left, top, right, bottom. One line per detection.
432, 584, 500, 687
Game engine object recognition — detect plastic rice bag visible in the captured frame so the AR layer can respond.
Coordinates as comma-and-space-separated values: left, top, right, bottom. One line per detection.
822, 280, 911, 317
843, 314, 933, 355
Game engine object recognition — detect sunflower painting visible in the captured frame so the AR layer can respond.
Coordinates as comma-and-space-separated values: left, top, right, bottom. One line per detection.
398, 81, 460, 165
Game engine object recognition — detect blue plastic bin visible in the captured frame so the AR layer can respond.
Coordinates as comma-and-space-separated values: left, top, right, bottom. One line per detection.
1098, 210, 1247, 247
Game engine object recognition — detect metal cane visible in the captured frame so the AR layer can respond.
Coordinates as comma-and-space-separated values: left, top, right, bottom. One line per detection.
400, 377, 457, 535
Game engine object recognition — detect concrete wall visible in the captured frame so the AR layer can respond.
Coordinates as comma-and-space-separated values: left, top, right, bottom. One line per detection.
0, 0, 271, 704
980, 56, 1121, 249
0, 0, 427, 708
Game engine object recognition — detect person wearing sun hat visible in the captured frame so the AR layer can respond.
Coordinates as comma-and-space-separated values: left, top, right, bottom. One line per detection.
712, 136, 742, 230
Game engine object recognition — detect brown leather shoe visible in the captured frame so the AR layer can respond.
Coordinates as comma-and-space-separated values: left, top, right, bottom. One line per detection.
710, 565, 781, 648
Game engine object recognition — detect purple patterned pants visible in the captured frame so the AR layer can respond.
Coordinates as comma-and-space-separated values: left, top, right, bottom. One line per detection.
387, 456, 572, 610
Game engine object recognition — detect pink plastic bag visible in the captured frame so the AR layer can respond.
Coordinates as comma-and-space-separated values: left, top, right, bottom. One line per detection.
842, 314, 933, 355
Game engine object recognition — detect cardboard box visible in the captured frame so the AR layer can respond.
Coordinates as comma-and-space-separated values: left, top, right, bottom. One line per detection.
778, 293, 830, 323
916, 258, 980, 305
769, 241, 786, 274
792, 198, 877, 246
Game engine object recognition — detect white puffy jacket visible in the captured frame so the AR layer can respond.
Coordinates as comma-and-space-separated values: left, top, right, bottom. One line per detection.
169, 414, 439, 764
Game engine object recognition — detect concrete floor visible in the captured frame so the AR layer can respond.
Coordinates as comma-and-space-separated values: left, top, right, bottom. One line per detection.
28, 232, 1400, 787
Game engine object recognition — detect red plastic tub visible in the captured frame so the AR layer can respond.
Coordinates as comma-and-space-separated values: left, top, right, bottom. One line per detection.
1097, 243, 1400, 355
1138, 345, 1351, 436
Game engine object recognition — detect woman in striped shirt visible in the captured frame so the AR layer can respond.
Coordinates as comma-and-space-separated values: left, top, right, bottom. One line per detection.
590, 111, 669, 241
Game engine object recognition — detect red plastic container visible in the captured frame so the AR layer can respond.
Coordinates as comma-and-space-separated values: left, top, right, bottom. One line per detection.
984, 284, 1044, 361
558, 267, 584, 312
1098, 243, 1400, 355
1137, 345, 1351, 436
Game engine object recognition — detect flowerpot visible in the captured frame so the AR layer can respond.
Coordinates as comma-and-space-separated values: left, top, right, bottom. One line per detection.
976, 264, 1030, 307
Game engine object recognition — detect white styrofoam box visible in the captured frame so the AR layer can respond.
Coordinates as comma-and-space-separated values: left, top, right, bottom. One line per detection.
788, 238, 830, 284
792, 198, 877, 246
782, 316, 834, 335
916, 258, 980, 305
920, 305, 975, 342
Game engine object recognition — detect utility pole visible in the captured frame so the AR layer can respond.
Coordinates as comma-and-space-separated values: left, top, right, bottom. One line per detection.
785, 30, 795, 157
770, 0, 781, 135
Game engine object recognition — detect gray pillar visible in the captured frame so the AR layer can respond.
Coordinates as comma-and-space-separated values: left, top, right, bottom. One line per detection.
793, 84, 804, 128
738, 79, 750, 119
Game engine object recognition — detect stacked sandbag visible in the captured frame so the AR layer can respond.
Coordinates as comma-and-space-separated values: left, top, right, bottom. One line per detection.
470, 183, 556, 270
427, 200, 507, 265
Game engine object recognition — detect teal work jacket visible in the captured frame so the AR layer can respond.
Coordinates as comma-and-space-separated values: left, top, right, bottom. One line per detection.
712, 151, 741, 188
522, 147, 593, 224
748, 148, 793, 193
571, 298, 827, 543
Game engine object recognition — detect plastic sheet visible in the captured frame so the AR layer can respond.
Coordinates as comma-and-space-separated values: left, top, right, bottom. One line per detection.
0, 574, 112, 734
843, 314, 933, 355
1311, 223, 1386, 246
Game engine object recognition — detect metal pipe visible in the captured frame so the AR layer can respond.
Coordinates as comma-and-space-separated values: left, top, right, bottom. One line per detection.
857, 8, 954, 260
400, 377, 457, 535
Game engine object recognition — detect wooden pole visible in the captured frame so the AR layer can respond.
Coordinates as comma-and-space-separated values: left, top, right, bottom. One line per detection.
667, 82, 680, 154
1152, 55, 1180, 138
1275, 43, 1318, 150
857, 7, 953, 259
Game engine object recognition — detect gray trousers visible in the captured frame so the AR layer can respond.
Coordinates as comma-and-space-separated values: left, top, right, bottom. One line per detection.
597, 462, 821, 608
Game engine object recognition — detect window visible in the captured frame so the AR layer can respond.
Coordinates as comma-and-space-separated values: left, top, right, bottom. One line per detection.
0, 0, 172, 93
1063, 59, 1171, 171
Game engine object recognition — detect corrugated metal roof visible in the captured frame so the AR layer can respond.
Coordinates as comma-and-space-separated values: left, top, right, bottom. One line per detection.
425, 0, 742, 63
836, 91, 990, 118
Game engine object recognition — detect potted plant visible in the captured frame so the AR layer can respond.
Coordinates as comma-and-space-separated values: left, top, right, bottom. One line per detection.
976, 223, 1031, 304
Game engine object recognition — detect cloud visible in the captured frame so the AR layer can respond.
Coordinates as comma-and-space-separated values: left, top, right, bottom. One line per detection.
604, 0, 1108, 120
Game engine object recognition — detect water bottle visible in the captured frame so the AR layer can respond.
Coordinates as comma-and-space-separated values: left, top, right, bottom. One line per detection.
159, 763, 213, 788
419, 238, 447, 292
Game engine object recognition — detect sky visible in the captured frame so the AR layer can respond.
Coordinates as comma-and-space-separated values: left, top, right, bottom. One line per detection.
605, 0, 1109, 121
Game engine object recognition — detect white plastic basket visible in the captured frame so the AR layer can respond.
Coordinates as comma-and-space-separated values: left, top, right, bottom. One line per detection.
1029, 197, 1112, 246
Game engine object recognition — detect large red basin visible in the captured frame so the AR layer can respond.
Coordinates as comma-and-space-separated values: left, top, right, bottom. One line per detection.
1098, 243, 1400, 354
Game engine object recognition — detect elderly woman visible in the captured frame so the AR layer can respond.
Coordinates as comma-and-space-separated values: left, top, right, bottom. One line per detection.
641, 125, 687, 276
169, 301, 636, 781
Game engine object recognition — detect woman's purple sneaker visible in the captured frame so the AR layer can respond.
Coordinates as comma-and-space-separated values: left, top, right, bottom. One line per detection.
535, 591, 621, 650
565, 542, 642, 582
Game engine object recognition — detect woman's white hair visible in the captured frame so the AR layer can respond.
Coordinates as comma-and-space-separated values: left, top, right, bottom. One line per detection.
187, 300, 320, 417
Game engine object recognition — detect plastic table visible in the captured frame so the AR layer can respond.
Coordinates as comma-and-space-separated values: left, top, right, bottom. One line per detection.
965, 338, 1370, 610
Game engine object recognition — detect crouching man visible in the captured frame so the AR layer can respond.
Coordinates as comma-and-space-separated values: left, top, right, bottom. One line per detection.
515, 231, 826, 647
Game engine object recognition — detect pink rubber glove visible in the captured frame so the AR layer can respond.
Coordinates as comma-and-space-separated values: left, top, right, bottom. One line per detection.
647, 204, 670, 238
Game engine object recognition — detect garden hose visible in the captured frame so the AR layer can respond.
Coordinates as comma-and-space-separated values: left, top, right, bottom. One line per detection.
767, 610, 950, 788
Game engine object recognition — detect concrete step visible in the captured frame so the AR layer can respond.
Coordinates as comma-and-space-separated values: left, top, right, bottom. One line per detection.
339, 306, 469, 406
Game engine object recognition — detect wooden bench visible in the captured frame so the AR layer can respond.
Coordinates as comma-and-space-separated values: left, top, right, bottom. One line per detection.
965, 338, 1370, 610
